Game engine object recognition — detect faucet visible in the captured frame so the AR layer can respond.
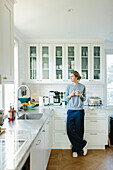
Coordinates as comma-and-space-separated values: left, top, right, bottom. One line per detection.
17, 84, 31, 111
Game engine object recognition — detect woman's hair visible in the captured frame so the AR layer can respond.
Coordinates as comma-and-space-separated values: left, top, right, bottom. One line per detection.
71, 70, 81, 80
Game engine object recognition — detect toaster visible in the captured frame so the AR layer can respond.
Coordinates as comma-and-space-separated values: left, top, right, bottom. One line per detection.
88, 97, 102, 106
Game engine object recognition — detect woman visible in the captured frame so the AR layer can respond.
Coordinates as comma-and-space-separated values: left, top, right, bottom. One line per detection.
64, 70, 87, 157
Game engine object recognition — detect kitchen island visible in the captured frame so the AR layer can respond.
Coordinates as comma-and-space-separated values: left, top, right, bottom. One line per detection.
0, 107, 52, 170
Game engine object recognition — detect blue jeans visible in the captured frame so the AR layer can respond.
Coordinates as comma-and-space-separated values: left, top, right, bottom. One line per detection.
67, 109, 87, 153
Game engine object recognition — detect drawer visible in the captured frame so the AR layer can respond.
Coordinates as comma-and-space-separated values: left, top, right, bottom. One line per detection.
55, 132, 70, 144
55, 119, 67, 131
54, 111, 67, 118
84, 119, 106, 131
84, 132, 106, 145
85, 111, 106, 118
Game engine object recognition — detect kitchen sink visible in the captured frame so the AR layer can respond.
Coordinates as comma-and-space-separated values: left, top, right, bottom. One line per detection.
17, 113, 43, 120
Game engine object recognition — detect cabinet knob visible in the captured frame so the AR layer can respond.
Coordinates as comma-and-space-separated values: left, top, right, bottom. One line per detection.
3, 77, 7, 80
36, 140, 41, 145
42, 130, 45, 132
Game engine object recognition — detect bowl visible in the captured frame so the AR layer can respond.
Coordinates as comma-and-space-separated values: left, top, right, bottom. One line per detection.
26, 104, 35, 108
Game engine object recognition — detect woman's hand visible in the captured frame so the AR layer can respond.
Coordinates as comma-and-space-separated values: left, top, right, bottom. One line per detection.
68, 90, 75, 99
75, 90, 82, 97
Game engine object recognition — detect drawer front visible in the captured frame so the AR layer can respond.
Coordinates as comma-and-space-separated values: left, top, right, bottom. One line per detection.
55, 132, 70, 144
55, 119, 67, 131
54, 111, 67, 118
85, 111, 106, 118
85, 119, 106, 131
84, 132, 106, 145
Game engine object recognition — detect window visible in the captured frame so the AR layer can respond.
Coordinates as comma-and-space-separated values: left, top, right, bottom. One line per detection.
107, 54, 113, 105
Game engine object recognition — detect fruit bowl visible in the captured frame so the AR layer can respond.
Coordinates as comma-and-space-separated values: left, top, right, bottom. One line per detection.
26, 104, 35, 108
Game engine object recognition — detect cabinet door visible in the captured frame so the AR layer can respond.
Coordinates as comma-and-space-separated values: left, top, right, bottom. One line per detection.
44, 117, 51, 169
80, 44, 90, 80
0, 0, 14, 83
30, 128, 45, 170
28, 45, 38, 81
54, 45, 64, 80
92, 44, 102, 80
40, 45, 50, 81
66, 45, 76, 80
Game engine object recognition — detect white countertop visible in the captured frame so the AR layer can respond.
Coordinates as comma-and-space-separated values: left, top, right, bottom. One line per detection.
0, 107, 52, 170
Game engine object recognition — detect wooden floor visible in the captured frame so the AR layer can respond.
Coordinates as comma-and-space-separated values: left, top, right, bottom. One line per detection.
47, 147, 113, 170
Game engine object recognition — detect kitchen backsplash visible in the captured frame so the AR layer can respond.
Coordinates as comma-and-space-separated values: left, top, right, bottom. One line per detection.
27, 83, 104, 105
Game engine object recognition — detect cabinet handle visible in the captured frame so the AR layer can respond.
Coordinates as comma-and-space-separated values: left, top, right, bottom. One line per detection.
42, 130, 45, 132
90, 133, 98, 135
90, 120, 97, 122
46, 121, 50, 124
3, 77, 7, 80
36, 140, 41, 145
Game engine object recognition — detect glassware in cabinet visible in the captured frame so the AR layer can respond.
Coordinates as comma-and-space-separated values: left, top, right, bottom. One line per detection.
81, 46, 88, 79
93, 46, 100, 79
30, 46, 37, 79
42, 46, 49, 79
56, 46, 62, 79
68, 46, 75, 79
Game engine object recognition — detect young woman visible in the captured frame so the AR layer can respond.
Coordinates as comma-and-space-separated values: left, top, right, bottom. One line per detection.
64, 70, 87, 157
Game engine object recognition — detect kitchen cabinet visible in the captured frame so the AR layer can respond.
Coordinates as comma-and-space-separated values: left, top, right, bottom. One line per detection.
40, 45, 51, 81
27, 42, 104, 83
66, 45, 77, 80
30, 126, 45, 170
80, 44, 90, 80
84, 109, 108, 149
52, 108, 108, 149
54, 45, 64, 80
80, 43, 103, 82
91, 44, 102, 81
28, 45, 38, 80
30, 116, 52, 170
0, 0, 14, 83
44, 116, 52, 169
52, 109, 71, 149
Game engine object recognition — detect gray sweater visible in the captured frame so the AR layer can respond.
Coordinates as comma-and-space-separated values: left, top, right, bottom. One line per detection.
64, 83, 86, 110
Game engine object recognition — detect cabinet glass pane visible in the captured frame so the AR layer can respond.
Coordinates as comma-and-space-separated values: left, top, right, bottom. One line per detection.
42, 46, 49, 79
94, 47, 100, 79
30, 46, 37, 79
56, 47, 62, 79
81, 47, 88, 79
68, 46, 75, 79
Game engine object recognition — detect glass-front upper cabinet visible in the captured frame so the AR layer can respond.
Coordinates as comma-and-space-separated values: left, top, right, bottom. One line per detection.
54, 45, 64, 80
80, 45, 90, 80
66, 45, 76, 80
29, 46, 37, 80
40, 45, 50, 80
92, 45, 101, 80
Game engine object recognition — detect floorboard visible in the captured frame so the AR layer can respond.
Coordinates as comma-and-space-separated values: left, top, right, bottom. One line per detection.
47, 147, 113, 170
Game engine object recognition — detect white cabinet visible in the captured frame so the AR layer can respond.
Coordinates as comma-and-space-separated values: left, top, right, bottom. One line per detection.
52, 108, 108, 150
53, 45, 65, 81
27, 42, 104, 83
84, 109, 108, 149
65, 45, 77, 80
40, 45, 51, 81
30, 126, 45, 170
80, 44, 90, 80
30, 116, 52, 170
44, 116, 52, 169
0, 0, 14, 83
52, 109, 71, 149
80, 43, 103, 82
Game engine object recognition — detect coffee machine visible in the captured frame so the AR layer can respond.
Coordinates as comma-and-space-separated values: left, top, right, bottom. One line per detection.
53, 91, 60, 106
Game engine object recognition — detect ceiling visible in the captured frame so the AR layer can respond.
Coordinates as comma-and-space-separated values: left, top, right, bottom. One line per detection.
14, 0, 113, 41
